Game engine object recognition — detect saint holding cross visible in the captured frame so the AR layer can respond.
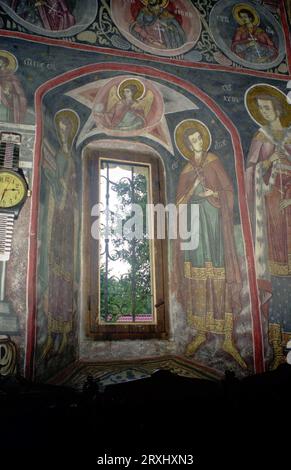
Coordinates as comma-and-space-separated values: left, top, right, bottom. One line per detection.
129, 0, 186, 50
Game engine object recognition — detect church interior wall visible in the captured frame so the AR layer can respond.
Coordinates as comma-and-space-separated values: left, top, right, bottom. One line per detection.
0, 0, 290, 387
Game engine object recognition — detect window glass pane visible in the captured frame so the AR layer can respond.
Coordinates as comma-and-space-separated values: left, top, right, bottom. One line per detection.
99, 159, 155, 324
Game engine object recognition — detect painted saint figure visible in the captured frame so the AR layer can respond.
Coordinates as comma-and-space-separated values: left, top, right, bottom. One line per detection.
0, 51, 26, 123
231, 4, 277, 63
129, 0, 186, 50
245, 85, 291, 369
93, 79, 154, 132
9, 0, 76, 30
175, 120, 246, 368
41, 109, 79, 359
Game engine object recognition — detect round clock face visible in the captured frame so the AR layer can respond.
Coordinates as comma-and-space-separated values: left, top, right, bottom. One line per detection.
0, 170, 27, 209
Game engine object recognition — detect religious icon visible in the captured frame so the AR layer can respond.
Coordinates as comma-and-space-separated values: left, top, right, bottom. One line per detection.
231, 3, 278, 63
245, 84, 291, 369
54, 108, 79, 155
174, 119, 246, 368
66, 74, 173, 150
209, 0, 284, 71
129, 0, 186, 50
93, 78, 154, 132
91, 77, 166, 137
40, 109, 79, 359
111, 0, 201, 58
0, 50, 26, 123
0, 0, 96, 37
7, 0, 76, 30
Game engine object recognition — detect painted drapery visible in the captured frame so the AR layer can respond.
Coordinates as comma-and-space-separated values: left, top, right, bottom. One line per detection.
175, 141, 246, 368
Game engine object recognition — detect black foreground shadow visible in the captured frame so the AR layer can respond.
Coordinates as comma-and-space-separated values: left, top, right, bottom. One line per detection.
0, 365, 290, 467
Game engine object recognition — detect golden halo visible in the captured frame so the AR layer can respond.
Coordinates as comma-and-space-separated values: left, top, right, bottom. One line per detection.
0, 50, 18, 72
118, 78, 145, 101
140, 0, 169, 7
233, 3, 260, 26
175, 119, 212, 160
245, 84, 291, 127
54, 109, 80, 152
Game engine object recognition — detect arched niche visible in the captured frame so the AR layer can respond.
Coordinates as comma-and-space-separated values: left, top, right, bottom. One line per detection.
27, 63, 263, 383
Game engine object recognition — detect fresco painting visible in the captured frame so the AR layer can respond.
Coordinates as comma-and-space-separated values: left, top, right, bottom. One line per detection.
209, 0, 285, 70
111, 0, 201, 57
32, 68, 258, 377
0, 50, 26, 123
231, 3, 278, 63
0, 1, 291, 383
67, 75, 175, 152
0, 0, 97, 37
174, 119, 247, 369
37, 108, 80, 377
9, 0, 76, 30
92, 77, 160, 133
245, 84, 291, 369
129, 0, 186, 49
0, 1, 288, 74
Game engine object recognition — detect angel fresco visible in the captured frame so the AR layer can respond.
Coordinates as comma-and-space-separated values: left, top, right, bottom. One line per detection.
93, 79, 154, 132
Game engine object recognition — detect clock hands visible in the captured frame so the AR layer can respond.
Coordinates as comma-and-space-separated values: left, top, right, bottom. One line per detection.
0, 182, 11, 202
0, 185, 18, 203
0, 171, 26, 210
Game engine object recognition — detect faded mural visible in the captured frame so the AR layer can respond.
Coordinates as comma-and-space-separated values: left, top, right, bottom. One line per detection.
34, 68, 256, 378
0, 50, 26, 123
111, 0, 201, 57
174, 119, 247, 369
0, 0, 291, 384
66, 74, 184, 152
0, 0, 288, 74
245, 84, 291, 369
0, 0, 97, 37
210, 0, 285, 70
37, 108, 80, 378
